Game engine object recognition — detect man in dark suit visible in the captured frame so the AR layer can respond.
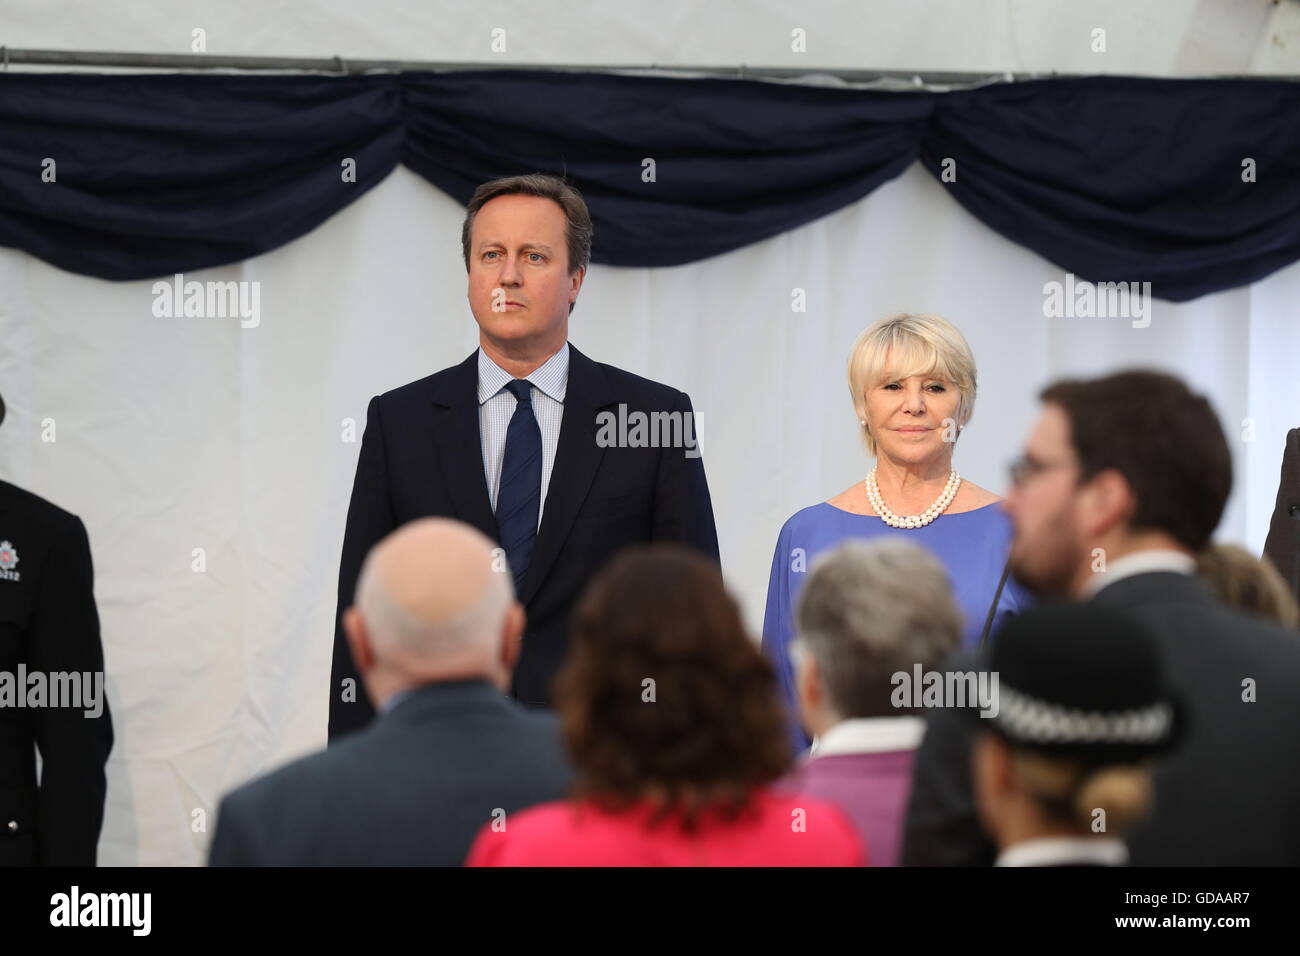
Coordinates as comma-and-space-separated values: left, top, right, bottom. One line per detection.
329, 173, 719, 739
903, 371, 1300, 866
0, 393, 114, 865
212, 518, 572, 866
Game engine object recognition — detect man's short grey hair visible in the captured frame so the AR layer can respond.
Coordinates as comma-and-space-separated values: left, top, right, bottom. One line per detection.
354, 549, 514, 661
795, 538, 962, 718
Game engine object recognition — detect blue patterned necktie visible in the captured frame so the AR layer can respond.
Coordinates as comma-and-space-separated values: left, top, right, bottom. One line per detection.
496, 379, 542, 593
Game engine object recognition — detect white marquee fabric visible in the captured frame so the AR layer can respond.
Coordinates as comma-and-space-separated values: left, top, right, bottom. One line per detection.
2, 161, 1295, 865
1, 0, 1298, 867
4, 0, 1297, 78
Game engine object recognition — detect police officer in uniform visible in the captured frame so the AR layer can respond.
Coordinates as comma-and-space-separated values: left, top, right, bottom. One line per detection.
0, 391, 113, 865
969, 604, 1183, 867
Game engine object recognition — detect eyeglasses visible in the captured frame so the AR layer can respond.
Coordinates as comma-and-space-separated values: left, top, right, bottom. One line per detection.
1008, 455, 1074, 487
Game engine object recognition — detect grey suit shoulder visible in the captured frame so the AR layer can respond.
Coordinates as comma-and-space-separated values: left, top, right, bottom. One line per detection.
211, 681, 572, 866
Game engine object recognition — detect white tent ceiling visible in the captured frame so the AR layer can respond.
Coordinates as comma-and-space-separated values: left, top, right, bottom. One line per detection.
3, 0, 1299, 78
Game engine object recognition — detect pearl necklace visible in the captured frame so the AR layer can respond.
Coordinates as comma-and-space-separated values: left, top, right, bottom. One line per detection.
864, 465, 961, 529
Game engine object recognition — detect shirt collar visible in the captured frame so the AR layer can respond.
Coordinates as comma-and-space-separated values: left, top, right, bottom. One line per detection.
380, 687, 414, 715
995, 836, 1129, 867
477, 341, 570, 405
1081, 548, 1196, 599
809, 716, 926, 757
379, 678, 498, 716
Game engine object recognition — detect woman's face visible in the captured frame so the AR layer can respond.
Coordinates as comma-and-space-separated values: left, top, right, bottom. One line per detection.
864, 371, 961, 467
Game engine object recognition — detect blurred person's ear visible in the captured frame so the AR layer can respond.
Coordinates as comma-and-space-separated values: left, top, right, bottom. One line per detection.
794, 646, 824, 733
343, 606, 375, 679
972, 732, 1012, 845
1079, 468, 1135, 540
498, 602, 525, 675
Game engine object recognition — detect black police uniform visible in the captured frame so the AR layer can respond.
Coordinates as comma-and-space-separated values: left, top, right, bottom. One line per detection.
0, 479, 113, 865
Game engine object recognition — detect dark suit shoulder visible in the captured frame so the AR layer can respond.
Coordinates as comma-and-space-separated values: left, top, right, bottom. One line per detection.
218, 738, 339, 820
500, 699, 565, 735
356, 359, 477, 439
373, 367, 454, 410
216, 692, 572, 864
1215, 604, 1300, 679
589, 359, 687, 404
1115, 577, 1300, 671
228, 694, 566, 814
0, 479, 83, 534
373, 347, 690, 407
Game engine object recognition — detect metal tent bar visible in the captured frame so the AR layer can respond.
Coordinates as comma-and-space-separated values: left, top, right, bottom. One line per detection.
0, 47, 1294, 88
0, 46, 1031, 84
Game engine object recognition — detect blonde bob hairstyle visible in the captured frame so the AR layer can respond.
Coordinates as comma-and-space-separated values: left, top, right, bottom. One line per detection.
847, 313, 977, 457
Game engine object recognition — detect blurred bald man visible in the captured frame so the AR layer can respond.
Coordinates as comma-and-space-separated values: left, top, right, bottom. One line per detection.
209, 518, 572, 866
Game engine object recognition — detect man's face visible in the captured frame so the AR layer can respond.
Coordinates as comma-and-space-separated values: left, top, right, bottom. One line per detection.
1003, 404, 1087, 597
466, 194, 583, 353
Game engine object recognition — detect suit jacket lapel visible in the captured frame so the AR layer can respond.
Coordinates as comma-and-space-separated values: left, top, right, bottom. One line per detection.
519, 343, 616, 605
430, 349, 498, 541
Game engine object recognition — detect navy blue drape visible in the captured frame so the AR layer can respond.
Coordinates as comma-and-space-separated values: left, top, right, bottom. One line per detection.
402, 71, 932, 267
1, 70, 1298, 300
919, 76, 1300, 301
0, 73, 403, 279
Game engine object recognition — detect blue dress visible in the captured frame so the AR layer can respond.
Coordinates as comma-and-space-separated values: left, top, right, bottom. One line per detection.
761, 501, 1032, 753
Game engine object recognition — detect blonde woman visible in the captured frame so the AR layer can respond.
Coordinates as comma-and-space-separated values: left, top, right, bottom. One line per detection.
761, 314, 1030, 752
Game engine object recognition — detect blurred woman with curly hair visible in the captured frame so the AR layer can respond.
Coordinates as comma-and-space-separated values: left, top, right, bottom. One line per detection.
467, 544, 865, 866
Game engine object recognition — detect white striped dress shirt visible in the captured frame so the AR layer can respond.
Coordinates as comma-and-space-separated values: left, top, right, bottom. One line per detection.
478, 342, 569, 530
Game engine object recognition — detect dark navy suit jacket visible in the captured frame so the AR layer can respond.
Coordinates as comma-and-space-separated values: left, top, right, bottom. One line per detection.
902, 572, 1300, 866
328, 344, 720, 739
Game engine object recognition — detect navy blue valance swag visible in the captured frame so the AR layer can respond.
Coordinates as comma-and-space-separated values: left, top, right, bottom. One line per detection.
1, 70, 1298, 300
